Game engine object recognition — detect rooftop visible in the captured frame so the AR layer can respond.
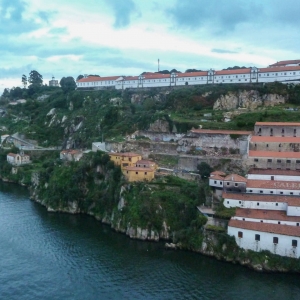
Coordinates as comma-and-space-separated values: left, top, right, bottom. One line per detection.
247, 179, 300, 191
234, 208, 300, 222
258, 65, 300, 73
269, 60, 300, 67
228, 219, 300, 237
77, 76, 121, 83
136, 160, 156, 165
248, 150, 300, 158
224, 174, 247, 182
215, 68, 251, 75
190, 129, 252, 135
209, 174, 226, 181
255, 122, 300, 126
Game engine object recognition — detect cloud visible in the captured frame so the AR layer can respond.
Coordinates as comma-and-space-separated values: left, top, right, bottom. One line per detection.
211, 48, 238, 54
107, 0, 137, 28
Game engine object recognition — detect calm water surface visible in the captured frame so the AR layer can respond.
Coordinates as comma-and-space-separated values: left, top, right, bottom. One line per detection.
0, 182, 299, 300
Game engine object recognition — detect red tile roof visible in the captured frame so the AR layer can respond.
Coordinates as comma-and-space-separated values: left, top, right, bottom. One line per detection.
255, 122, 300, 126
211, 171, 226, 176
123, 76, 139, 81
109, 152, 141, 158
248, 168, 300, 176
234, 208, 300, 222
142, 73, 171, 80
249, 150, 300, 158
224, 174, 247, 182
269, 60, 300, 67
177, 71, 208, 77
247, 179, 300, 190
124, 167, 153, 172
259, 66, 300, 73
77, 76, 120, 83
7, 153, 17, 157
209, 174, 225, 181
190, 129, 252, 135
215, 68, 251, 75
251, 136, 300, 143
228, 219, 300, 237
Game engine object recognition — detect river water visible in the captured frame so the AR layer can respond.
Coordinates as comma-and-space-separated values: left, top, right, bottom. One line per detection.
0, 182, 299, 300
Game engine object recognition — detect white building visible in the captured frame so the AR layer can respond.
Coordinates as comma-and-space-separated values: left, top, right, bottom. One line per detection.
7, 152, 30, 165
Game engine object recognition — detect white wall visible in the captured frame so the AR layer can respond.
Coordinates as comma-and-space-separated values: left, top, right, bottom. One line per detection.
246, 187, 300, 196
247, 174, 300, 181
232, 216, 300, 226
224, 198, 287, 211
287, 206, 300, 217
209, 178, 224, 188
228, 226, 300, 258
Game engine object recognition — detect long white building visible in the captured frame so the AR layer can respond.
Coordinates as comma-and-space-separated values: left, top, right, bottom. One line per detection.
76, 59, 300, 90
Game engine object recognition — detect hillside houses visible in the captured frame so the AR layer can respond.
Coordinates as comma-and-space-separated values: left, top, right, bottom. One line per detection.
209, 122, 300, 258
7, 152, 30, 166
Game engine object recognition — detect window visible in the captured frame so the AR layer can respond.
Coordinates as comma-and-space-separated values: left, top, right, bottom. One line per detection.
260, 220, 263, 223
271, 176, 274, 180
239, 201, 241, 204
287, 160, 291, 163
276, 203, 278, 206
243, 218, 245, 221
270, 191, 274, 194
220, 182, 222, 185
235, 183, 238, 187
280, 192, 283, 195
254, 158, 259, 162
277, 159, 281, 163
292, 240, 297, 247
273, 237, 278, 244
268, 159, 272, 162
260, 191, 263, 194
297, 160, 300, 163
297, 223, 299, 226
144, 172, 147, 175
227, 182, 230, 186
249, 190, 253, 193
266, 144, 269, 148
135, 172, 138, 174
214, 181, 217, 184
290, 192, 294, 195
257, 202, 260, 206
278, 221, 281, 224
227, 201, 229, 204
238, 231, 243, 238
255, 234, 260, 241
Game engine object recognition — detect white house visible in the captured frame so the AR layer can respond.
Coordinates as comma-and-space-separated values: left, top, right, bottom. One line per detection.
7, 152, 30, 165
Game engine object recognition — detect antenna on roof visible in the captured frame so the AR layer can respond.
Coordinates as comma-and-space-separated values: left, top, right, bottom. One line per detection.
158, 59, 160, 72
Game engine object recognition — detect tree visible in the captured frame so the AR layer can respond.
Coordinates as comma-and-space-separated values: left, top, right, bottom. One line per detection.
76, 75, 84, 81
21, 74, 27, 88
28, 70, 43, 86
170, 69, 181, 73
60, 77, 77, 93
197, 162, 213, 179
185, 69, 202, 73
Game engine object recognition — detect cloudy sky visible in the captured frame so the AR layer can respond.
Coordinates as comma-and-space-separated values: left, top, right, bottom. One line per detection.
1, 0, 300, 93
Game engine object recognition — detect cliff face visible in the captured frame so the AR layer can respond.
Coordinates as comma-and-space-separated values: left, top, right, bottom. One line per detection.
213, 90, 287, 110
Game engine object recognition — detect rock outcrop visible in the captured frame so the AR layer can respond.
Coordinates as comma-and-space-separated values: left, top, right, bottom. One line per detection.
213, 90, 287, 110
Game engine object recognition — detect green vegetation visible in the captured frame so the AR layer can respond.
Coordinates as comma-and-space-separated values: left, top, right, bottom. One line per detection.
214, 200, 236, 219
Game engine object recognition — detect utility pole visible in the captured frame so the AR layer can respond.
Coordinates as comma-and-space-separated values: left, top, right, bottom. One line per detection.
158, 59, 160, 72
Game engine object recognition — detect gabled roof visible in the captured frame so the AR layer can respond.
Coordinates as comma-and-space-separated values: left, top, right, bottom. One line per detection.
258, 66, 300, 73
269, 60, 300, 67
234, 208, 300, 222
136, 160, 156, 165
142, 73, 171, 80
209, 174, 225, 181
224, 174, 247, 182
249, 150, 300, 158
247, 179, 300, 190
255, 122, 300, 126
7, 153, 17, 157
210, 171, 226, 177
228, 219, 300, 237
77, 76, 121, 83
215, 68, 251, 75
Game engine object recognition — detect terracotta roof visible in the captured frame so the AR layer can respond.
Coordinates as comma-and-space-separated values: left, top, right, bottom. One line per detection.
269, 60, 300, 67
251, 136, 300, 143
247, 179, 300, 190
123, 76, 139, 81
249, 150, 300, 158
224, 174, 247, 182
234, 208, 300, 222
109, 152, 141, 158
258, 66, 300, 73
215, 68, 251, 75
77, 76, 120, 83
190, 129, 252, 135
223, 192, 300, 206
209, 174, 225, 181
124, 167, 153, 172
7, 153, 17, 157
136, 160, 156, 165
248, 168, 300, 176
211, 171, 226, 176
255, 122, 300, 126
229, 219, 300, 237
142, 73, 171, 80
177, 71, 208, 77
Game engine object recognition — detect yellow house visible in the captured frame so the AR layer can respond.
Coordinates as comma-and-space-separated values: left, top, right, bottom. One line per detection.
109, 152, 142, 170
123, 167, 154, 182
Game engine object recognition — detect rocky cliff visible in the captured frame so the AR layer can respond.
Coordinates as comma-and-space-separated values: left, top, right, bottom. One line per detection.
213, 90, 287, 110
